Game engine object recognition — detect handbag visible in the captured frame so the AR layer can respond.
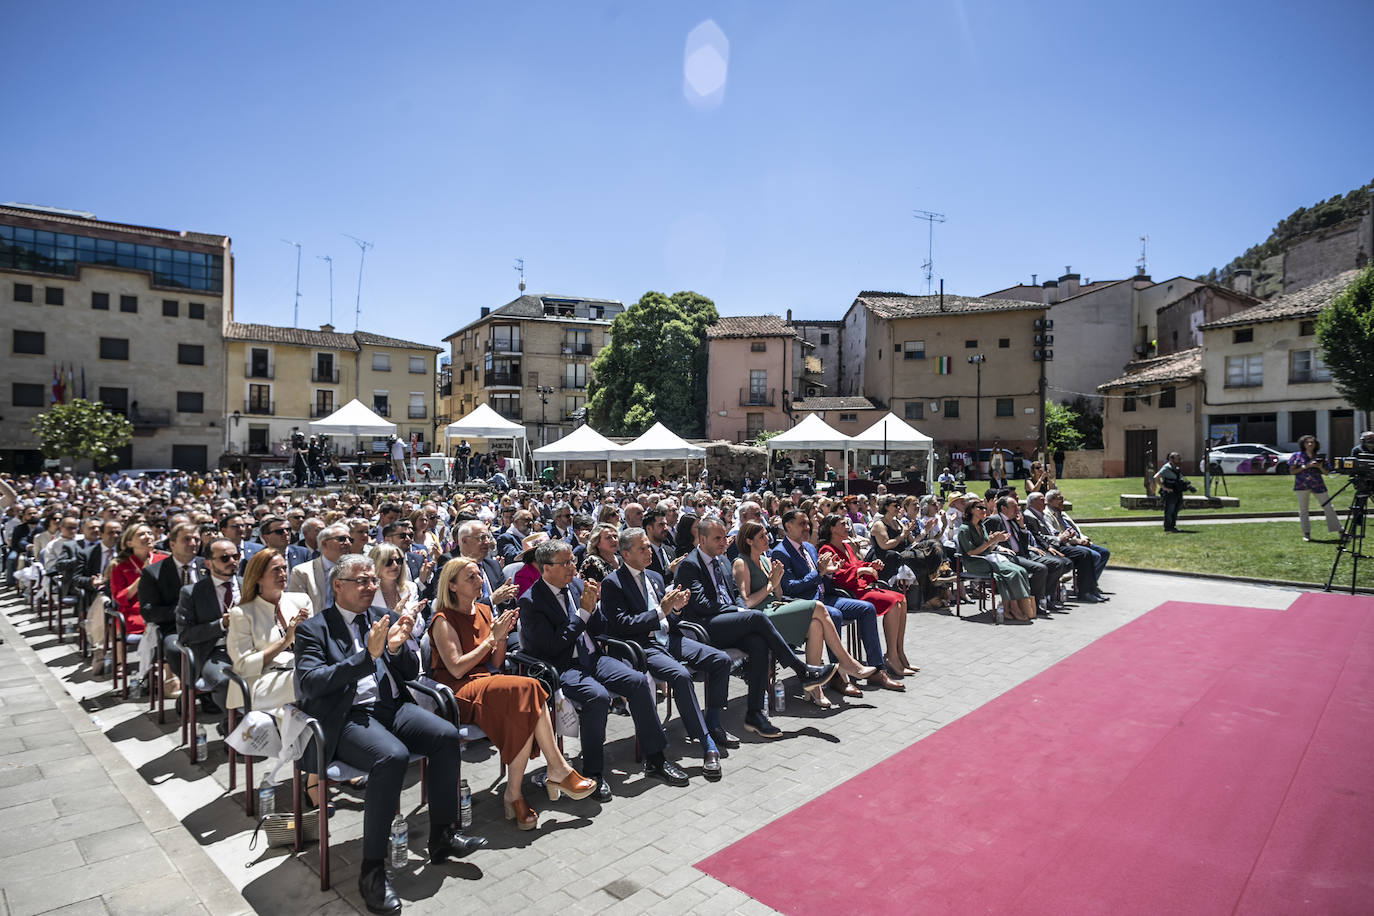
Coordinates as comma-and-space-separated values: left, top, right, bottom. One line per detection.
249, 811, 320, 850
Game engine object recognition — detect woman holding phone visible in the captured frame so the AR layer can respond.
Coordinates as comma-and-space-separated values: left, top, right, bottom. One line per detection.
1289, 435, 1341, 541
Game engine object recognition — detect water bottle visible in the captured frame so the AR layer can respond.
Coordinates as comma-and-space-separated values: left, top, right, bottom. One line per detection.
459, 779, 472, 828
772, 680, 786, 714
194, 724, 207, 761
389, 811, 408, 869
257, 776, 275, 817
995, 604, 1005, 625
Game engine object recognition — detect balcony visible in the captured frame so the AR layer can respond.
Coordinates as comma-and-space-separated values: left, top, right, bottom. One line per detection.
561, 379, 588, 390
487, 338, 522, 355
310, 404, 336, 418
246, 364, 273, 380
494, 406, 522, 422
244, 399, 275, 416
739, 387, 776, 407
130, 407, 171, 429
408, 406, 427, 419
561, 343, 594, 357
485, 371, 521, 388
373, 403, 391, 417
312, 366, 339, 383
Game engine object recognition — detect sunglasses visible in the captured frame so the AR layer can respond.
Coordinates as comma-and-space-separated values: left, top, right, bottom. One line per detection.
215, 552, 241, 562
383, 557, 404, 566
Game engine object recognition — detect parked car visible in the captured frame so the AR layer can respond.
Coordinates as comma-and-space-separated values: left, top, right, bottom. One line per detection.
1198, 443, 1288, 475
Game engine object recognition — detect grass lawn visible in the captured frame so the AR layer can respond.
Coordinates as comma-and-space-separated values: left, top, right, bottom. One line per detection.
1088, 519, 1372, 589
1044, 474, 1336, 519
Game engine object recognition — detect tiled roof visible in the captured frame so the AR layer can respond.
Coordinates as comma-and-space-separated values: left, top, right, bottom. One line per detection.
1200, 270, 1362, 330
706, 315, 797, 339
225, 324, 442, 352
1097, 347, 1202, 391
790, 396, 878, 411
443, 293, 623, 340
355, 331, 442, 352
0, 203, 227, 245
854, 291, 1043, 319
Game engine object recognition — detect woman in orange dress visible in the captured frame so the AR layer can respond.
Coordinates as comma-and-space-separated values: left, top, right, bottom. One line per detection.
428, 556, 595, 831
816, 513, 915, 679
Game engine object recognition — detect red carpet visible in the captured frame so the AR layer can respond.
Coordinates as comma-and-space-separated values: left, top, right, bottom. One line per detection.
697, 594, 1374, 915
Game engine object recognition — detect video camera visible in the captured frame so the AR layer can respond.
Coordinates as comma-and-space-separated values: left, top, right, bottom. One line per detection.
1331, 454, 1374, 493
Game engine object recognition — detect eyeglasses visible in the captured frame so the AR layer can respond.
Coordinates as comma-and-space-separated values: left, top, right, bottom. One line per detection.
338, 576, 381, 587
215, 553, 241, 562
325, 535, 351, 543
383, 557, 404, 566
266, 528, 287, 536
547, 558, 576, 567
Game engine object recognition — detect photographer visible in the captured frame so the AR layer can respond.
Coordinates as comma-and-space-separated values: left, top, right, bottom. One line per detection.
1153, 451, 1190, 533
291, 433, 309, 488
1289, 435, 1341, 542
1353, 430, 1374, 457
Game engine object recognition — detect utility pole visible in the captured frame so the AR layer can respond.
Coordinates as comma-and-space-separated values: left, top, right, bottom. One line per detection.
281, 239, 302, 327
1033, 317, 1055, 460
343, 234, 373, 331
535, 385, 555, 448
317, 254, 334, 325
968, 353, 985, 479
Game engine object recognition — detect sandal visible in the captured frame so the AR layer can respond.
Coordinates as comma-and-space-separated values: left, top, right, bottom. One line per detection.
504, 796, 539, 831
802, 686, 835, 709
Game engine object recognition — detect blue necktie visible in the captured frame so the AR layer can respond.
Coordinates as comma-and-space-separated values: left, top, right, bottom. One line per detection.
357, 615, 395, 700
563, 587, 595, 666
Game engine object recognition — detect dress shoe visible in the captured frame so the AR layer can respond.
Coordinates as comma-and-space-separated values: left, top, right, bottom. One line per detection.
359, 865, 402, 915
867, 671, 906, 692
593, 778, 613, 802
1077, 593, 1101, 603
544, 769, 597, 801
702, 751, 722, 781
645, 758, 690, 787
1092, 591, 1110, 602
708, 726, 739, 751
743, 711, 783, 739
800, 662, 837, 689
429, 826, 488, 862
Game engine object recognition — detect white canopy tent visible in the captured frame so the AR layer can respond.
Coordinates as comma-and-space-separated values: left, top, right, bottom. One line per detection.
444, 403, 529, 470
618, 421, 706, 479
849, 412, 937, 494
531, 424, 624, 482
766, 412, 855, 491
307, 398, 398, 479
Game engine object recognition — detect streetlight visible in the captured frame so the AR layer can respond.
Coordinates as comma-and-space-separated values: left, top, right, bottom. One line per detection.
968, 354, 985, 479
535, 385, 555, 447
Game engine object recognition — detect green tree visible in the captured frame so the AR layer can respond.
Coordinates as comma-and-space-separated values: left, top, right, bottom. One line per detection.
588, 291, 718, 436
1045, 401, 1085, 453
32, 398, 132, 467
1316, 266, 1374, 428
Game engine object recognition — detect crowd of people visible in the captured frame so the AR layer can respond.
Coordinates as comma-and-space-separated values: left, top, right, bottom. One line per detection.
2, 463, 1112, 915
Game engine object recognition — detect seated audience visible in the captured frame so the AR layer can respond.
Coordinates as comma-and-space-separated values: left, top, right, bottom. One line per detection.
816, 514, 914, 679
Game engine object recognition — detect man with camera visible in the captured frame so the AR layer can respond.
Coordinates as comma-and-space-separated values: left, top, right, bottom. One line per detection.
1154, 451, 1191, 532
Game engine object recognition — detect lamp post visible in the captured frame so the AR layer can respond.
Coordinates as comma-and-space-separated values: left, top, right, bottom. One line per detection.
535, 385, 555, 447
968, 354, 985, 479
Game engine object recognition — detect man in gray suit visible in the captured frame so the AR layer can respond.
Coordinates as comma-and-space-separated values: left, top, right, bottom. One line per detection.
288, 522, 352, 612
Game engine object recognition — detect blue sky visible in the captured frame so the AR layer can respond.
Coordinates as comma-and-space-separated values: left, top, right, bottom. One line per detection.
6, 0, 1371, 342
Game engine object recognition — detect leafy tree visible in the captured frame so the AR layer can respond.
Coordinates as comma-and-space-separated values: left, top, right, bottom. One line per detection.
32, 398, 132, 467
1316, 266, 1374, 428
1064, 396, 1102, 450
588, 291, 718, 436
750, 429, 784, 448
1045, 401, 1085, 453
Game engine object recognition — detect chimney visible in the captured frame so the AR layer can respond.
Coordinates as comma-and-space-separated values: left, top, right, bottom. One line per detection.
1058, 267, 1080, 299
1132, 272, 1153, 290
1041, 280, 1059, 305
1030, 273, 1037, 286
480, 306, 491, 318
1232, 268, 1252, 296
319, 323, 334, 332
786, 308, 793, 324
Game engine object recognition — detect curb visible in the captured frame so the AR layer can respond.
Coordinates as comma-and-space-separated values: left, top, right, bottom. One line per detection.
1110, 564, 1374, 596
1080, 510, 1350, 525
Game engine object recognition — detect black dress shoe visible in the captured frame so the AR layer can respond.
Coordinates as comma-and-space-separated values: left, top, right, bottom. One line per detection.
645, 758, 690, 787
702, 751, 722, 782
1092, 591, 1110, 602
800, 663, 836, 690
593, 778, 613, 802
429, 826, 488, 863
743, 711, 783, 739
708, 726, 739, 752
359, 865, 402, 915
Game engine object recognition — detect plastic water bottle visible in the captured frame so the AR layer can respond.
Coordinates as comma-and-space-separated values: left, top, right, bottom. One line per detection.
772, 680, 786, 714
995, 604, 1005, 625
194, 724, 207, 761
389, 812, 408, 869
257, 776, 275, 817
459, 779, 472, 828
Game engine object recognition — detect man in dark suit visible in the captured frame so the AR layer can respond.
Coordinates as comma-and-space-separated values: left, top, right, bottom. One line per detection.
430, 520, 516, 611
255, 515, 303, 570
219, 515, 261, 571
294, 554, 485, 915
519, 540, 688, 798
1023, 492, 1102, 603
643, 509, 675, 579
674, 516, 835, 739
497, 510, 534, 565
174, 538, 241, 709
73, 518, 121, 597
139, 522, 205, 696
545, 503, 575, 544
601, 528, 732, 781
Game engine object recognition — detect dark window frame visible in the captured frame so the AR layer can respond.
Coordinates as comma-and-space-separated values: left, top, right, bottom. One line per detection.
119, 295, 138, 313
943, 399, 959, 418
1159, 386, 1176, 408
995, 397, 1014, 417
1233, 328, 1253, 344
162, 299, 179, 317
45, 286, 64, 306
12, 382, 45, 407
13, 282, 33, 302
99, 337, 130, 361
91, 291, 109, 310
176, 391, 204, 413
13, 330, 46, 355
177, 343, 205, 366
188, 301, 205, 320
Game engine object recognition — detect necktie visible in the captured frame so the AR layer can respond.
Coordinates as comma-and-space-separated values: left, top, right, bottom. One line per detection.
563, 587, 596, 665
180, 564, 190, 587
222, 580, 234, 611
357, 614, 395, 700
710, 557, 733, 606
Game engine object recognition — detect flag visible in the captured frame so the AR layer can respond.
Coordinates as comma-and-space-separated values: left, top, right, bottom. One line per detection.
409, 432, 418, 459
65, 364, 74, 401
51, 364, 65, 404
80, 366, 87, 400
936, 356, 951, 375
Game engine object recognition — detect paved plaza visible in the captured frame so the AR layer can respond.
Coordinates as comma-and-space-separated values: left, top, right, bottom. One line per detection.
1, 570, 1303, 915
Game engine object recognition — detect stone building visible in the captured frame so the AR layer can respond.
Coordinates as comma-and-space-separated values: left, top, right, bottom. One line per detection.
789, 316, 843, 397
704, 315, 808, 444
1098, 348, 1203, 477
1154, 285, 1259, 356
0, 203, 231, 472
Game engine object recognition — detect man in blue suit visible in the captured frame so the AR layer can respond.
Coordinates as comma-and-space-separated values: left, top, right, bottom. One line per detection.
294, 554, 485, 915
770, 509, 888, 684
674, 516, 835, 739
600, 527, 731, 781
518, 539, 689, 799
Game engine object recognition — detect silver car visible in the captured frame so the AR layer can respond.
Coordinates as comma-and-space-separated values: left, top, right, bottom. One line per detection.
1199, 443, 1288, 474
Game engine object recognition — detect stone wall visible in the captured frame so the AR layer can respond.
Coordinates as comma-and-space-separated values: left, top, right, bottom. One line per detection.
1062, 449, 1103, 478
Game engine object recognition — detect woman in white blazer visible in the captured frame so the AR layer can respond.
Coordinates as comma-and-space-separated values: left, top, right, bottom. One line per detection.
227, 547, 312, 713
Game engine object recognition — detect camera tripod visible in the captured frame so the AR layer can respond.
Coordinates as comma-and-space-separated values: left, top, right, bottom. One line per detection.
1324, 479, 1369, 594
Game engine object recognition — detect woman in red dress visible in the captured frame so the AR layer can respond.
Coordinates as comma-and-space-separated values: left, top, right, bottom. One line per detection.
429, 556, 595, 831
816, 513, 915, 679
108, 523, 177, 690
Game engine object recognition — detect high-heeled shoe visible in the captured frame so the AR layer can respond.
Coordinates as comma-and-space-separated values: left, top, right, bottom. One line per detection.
503, 796, 539, 830
802, 685, 835, 709
544, 769, 597, 801
842, 660, 878, 680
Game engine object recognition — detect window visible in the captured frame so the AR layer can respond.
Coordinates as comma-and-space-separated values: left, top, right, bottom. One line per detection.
1224, 354, 1263, 387
747, 369, 768, 405
99, 337, 129, 360
1290, 409, 1316, 441
12, 330, 45, 355
998, 338, 1010, 348
409, 355, 426, 374
176, 391, 204, 413
13, 283, 32, 302
565, 395, 585, 420
1159, 386, 1176, 408
1290, 349, 1331, 383
943, 399, 959, 418
188, 301, 205, 320
995, 398, 1014, 417
247, 384, 272, 414
92, 291, 109, 310
372, 352, 391, 371
0, 225, 226, 292
839, 412, 857, 422
408, 392, 426, 419
1123, 394, 1136, 412
746, 412, 765, 439
491, 393, 521, 419
490, 325, 520, 352
162, 299, 178, 317
564, 363, 587, 389
119, 295, 137, 313
1233, 328, 1253, 343
904, 401, 924, 420
12, 383, 44, 407
372, 391, 390, 416
248, 347, 271, 379
315, 390, 334, 417
750, 341, 767, 352
98, 387, 128, 412
964, 340, 978, 349
177, 344, 205, 365
820, 332, 830, 345
903, 340, 925, 360
171, 444, 208, 472
313, 353, 337, 383
1299, 320, 1315, 337
45, 287, 64, 306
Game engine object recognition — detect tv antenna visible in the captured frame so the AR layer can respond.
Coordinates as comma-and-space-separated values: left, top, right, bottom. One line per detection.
913, 209, 947, 294
281, 239, 302, 327
343, 234, 373, 330
1137, 235, 1149, 275
514, 257, 526, 292
317, 254, 334, 325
